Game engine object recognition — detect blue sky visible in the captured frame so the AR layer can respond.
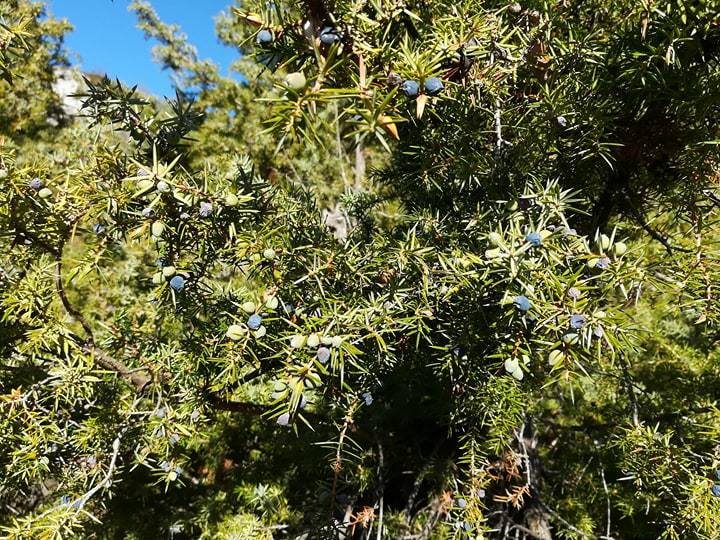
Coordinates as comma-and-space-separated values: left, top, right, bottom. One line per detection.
47, 0, 238, 97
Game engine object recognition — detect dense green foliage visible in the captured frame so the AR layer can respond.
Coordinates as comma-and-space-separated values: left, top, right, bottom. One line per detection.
1, 1, 720, 539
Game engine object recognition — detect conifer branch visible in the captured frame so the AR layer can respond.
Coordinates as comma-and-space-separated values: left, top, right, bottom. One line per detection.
54, 241, 151, 392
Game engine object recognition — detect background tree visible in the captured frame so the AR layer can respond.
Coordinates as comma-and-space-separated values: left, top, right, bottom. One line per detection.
1, 1, 720, 539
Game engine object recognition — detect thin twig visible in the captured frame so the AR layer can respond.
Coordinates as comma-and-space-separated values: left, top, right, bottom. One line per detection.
376, 443, 384, 540
623, 202, 690, 255
70, 434, 122, 512
330, 415, 352, 517
541, 503, 598, 538
495, 100, 504, 150
600, 467, 612, 540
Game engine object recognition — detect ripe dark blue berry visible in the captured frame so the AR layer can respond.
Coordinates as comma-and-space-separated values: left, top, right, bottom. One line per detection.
199, 202, 213, 218
319, 26, 341, 44
256, 29, 273, 45
29, 178, 44, 190
401, 80, 420, 97
169, 275, 185, 291
525, 231, 542, 246
424, 77, 444, 95
596, 256, 611, 269
316, 346, 331, 364
247, 314, 262, 330
570, 314, 587, 329
92, 224, 105, 234
513, 295, 531, 312
712, 484, 720, 497
457, 498, 467, 508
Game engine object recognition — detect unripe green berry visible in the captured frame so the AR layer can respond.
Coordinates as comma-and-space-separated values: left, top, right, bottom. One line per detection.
162, 266, 176, 278
285, 72, 307, 90
488, 232, 502, 246
226, 324, 245, 341
504, 358, 519, 373
307, 333, 320, 348
38, 187, 53, 199
137, 179, 154, 191
263, 248, 276, 260
152, 272, 164, 284
290, 334, 306, 348
225, 193, 239, 207
548, 350, 565, 366
242, 301, 256, 313
265, 296, 279, 309
151, 221, 165, 237
614, 242, 627, 256
599, 234, 611, 250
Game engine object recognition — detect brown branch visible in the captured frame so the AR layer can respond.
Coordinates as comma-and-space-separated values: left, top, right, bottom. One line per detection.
623, 199, 691, 255
54, 247, 95, 344
54, 240, 151, 391
87, 346, 152, 392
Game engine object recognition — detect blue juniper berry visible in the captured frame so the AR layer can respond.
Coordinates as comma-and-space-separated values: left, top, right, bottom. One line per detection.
595, 256, 611, 269
247, 314, 262, 330
29, 178, 44, 190
256, 29, 273, 45
401, 80, 420, 97
320, 26, 341, 44
316, 346, 331, 364
424, 77, 444, 95
513, 295, 532, 312
570, 314, 587, 329
525, 231, 542, 246
199, 202, 213, 218
169, 275, 185, 291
